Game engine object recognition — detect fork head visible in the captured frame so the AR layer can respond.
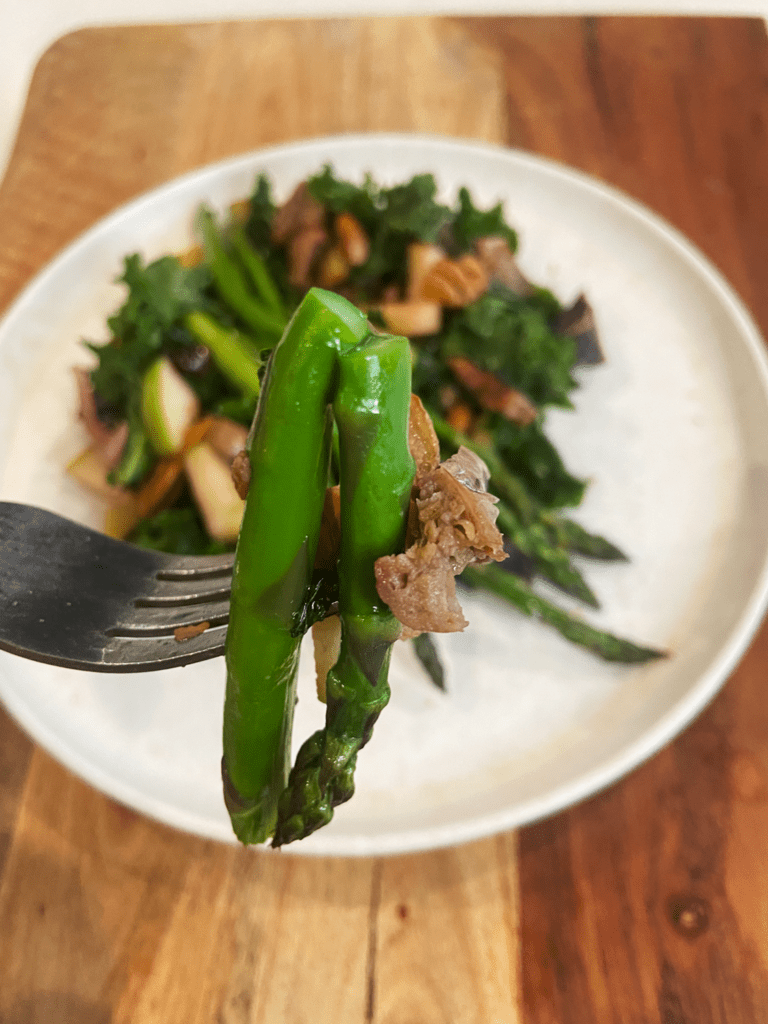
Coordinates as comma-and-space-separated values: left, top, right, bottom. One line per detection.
0, 502, 232, 672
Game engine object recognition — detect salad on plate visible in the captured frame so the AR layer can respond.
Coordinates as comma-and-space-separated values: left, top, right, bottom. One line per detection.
68, 166, 664, 845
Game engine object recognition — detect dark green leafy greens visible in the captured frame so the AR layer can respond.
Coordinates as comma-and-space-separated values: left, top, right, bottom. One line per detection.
87, 255, 211, 415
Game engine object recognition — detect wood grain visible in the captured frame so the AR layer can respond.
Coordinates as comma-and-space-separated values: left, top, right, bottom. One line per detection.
1, 15, 768, 1024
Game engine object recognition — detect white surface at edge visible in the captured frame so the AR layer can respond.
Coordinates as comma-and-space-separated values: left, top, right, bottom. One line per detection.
0, 3, 767, 192
2, 135, 768, 855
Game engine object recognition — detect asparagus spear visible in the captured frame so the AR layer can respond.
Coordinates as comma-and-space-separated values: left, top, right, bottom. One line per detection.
197, 207, 288, 342
272, 328, 415, 846
222, 288, 370, 844
544, 514, 628, 561
184, 310, 263, 398
461, 564, 665, 664
412, 633, 446, 691
495, 505, 600, 608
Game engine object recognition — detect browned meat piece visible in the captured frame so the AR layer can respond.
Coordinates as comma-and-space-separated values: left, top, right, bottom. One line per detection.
475, 236, 534, 297
271, 182, 325, 243
287, 225, 328, 289
375, 440, 506, 635
375, 549, 469, 634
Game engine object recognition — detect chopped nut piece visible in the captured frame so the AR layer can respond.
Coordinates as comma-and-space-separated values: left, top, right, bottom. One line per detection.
408, 394, 441, 476
420, 255, 488, 307
231, 449, 251, 500
448, 356, 537, 426
335, 212, 369, 266
228, 199, 251, 224
177, 243, 205, 268
407, 242, 445, 299
446, 401, 476, 435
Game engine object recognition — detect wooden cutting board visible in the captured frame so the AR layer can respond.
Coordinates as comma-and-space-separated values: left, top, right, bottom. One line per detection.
2, 16, 768, 1023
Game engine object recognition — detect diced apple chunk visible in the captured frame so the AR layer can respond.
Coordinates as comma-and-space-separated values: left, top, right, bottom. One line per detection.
67, 445, 133, 504
183, 441, 245, 543
378, 300, 442, 337
142, 356, 200, 456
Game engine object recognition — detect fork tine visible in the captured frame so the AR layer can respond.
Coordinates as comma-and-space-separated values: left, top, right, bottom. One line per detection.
135, 576, 232, 607
106, 599, 230, 637
153, 552, 234, 579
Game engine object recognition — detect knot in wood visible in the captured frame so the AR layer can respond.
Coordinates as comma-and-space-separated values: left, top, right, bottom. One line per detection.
667, 894, 710, 939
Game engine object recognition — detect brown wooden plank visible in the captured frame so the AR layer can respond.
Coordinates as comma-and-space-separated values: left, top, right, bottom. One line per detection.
372, 835, 519, 1023
507, 17, 768, 1024
0, 709, 33, 878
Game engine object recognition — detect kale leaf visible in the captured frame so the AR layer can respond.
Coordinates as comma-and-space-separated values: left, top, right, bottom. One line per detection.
441, 290, 579, 408
244, 173, 277, 254
450, 187, 518, 253
307, 167, 452, 293
494, 418, 587, 509
87, 254, 212, 414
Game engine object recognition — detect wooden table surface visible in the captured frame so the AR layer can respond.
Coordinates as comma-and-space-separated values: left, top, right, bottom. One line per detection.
1, 15, 768, 1023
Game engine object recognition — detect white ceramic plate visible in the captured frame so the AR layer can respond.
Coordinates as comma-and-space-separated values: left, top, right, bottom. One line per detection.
2, 134, 768, 856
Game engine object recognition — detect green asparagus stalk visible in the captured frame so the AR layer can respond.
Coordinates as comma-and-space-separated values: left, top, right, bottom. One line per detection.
462, 564, 665, 664
197, 207, 287, 341
411, 633, 446, 691
430, 409, 628, 606
544, 514, 628, 561
222, 289, 371, 844
272, 328, 415, 847
496, 505, 600, 608
184, 310, 262, 397
230, 224, 287, 319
